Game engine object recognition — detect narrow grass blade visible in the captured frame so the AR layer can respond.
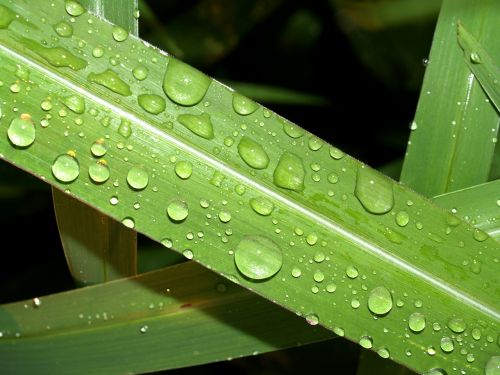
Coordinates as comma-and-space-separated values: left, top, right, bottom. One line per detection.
400, 0, 500, 195
52, 0, 138, 286
457, 22, 500, 113
0, 1, 498, 373
0, 261, 334, 374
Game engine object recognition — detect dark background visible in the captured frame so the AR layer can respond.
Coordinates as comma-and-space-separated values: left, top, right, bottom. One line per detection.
0, 0, 439, 373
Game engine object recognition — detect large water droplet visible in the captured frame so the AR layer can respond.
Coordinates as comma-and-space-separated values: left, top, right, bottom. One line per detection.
447, 318, 466, 333
88, 161, 110, 184
485, 356, 500, 375
163, 58, 210, 106
232, 93, 258, 115
112, 26, 128, 42
359, 336, 373, 349
138, 94, 165, 115
377, 348, 390, 359
127, 166, 148, 190
440, 336, 454, 353
177, 113, 214, 139
346, 265, 359, 279
396, 211, 409, 227
167, 199, 189, 222
329, 146, 345, 160
234, 235, 282, 280
0, 5, 16, 29
175, 161, 193, 179
183, 249, 194, 259
408, 312, 426, 332
282, 120, 304, 138
22, 38, 87, 70
355, 166, 394, 214
54, 21, 73, 37
473, 228, 488, 242
65, 0, 85, 16
237, 136, 269, 169
308, 136, 323, 151
132, 65, 148, 81
88, 69, 131, 96
250, 197, 274, 216
122, 217, 135, 229
367, 286, 393, 315
63, 95, 85, 114
273, 152, 305, 192
8, 114, 35, 148
52, 153, 80, 183
305, 313, 319, 326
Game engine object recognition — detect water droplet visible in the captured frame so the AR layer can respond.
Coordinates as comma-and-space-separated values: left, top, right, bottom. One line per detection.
303, 313, 319, 326
346, 265, 359, 279
281, 120, 304, 138
54, 21, 73, 37
485, 356, 500, 375
291, 267, 301, 278
313, 252, 325, 263
473, 228, 488, 242
237, 136, 269, 169
131, 65, 148, 81
182, 249, 194, 259
424, 369, 446, 375
250, 197, 274, 216
440, 336, 454, 353
219, 210, 231, 223
377, 347, 390, 359
174, 161, 193, 179
52, 153, 80, 183
329, 147, 345, 160
88, 161, 110, 183
470, 52, 481, 64
138, 94, 165, 115
112, 26, 128, 42
32, 297, 41, 308
63, 95, 85, 114
122, 217, 135, 229
232, 93, 258, 115
447, 318, 466, 333
8, 114, 35, 148
0, 5, 16, 29
308, 136, 323, 151
355, 166, 394, 214
91, 139, 107, 157
408, 312, 426, 332
384, 228, 404, 244
326, 283, 337, 293
163, 58, 210, 106
167, 199, 189, 222
118, 119, 132, 138
65, 0, 85, 16
273, 152, 305, 192
427, 346, 436, 356
210, 171, 225, 187
139, 324, 148, 333
396, 211, 409, 227
177, 113, 214, 139
234, 235, 282, 280
359, 336, 373, 349
22, 38, 87, 70
306, 233, 318, 245
92, 45, 104, 58
313, 270, 324, 282
127, 166, 149, 190
471, 327, 481, 340
327, 173, 338, 184
466, 353, 475, 363
367, 286, 393, 315
88, 69, 131, 96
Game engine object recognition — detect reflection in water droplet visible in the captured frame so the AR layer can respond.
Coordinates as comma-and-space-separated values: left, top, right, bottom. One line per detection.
88, 161, 110, 183
139, 325, 148, 334
232, 93, 258, 115
52, 153, 80, 183
305, 313, 319, 326
237, 136, 269, 169
178, 113, 214, 139
359, 336, 373, 349
355, 166, 394, 214
88, 69, 132, 96
250, 197, 274, 216
63, 95, 85, 114
175, 161, 193, 179
408, 312, 426, 332
273, 152, 305, 192
127, 166, 148, 190
234, 235, 282, 280
122, 217, 135, 229
8, 115, 35, 148
367, 286, 393, 315
138, 94, 166, 115
163, 58, 210, 106
167, 199, 189, 222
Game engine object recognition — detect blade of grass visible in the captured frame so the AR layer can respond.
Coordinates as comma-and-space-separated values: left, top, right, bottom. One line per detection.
52, 0, 138, 286
0, 2, 498, 373
0, 261, 334, 374
400, 0, 500, 196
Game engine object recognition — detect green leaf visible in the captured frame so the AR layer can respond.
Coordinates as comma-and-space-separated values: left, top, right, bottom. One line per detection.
0, 261, 334, 374
0, 1, 498, 373
400, 0, 500, 195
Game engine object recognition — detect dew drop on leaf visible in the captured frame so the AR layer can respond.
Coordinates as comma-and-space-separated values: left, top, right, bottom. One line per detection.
485, 356, 500, 375
54, 21, 73, 37
90, 139, 107, 157
63, 95, 85, 114
237, 136, 269, 169
175, 161, 193, 179
377, 347, 390, 359
367, 286, 393, 315
440, 336, 454, 353
52, 153, 80, 183
163, 58, 210, 106
308, 136, 323, 151
355, 166, 394, 214
234, 235, 282, 280
281, 119, 304, 138
88, 69, 131, 96
273, 152, 305, 192
182, 249, 193, 259
408, 312, 426, 333
359, 336, 373, 349
167, 199, 189, 222
121, 217, 135, 229
232, 93, 258, 115
177, 113, 214, 140
305, 313, 319, 326
218, 210, 231, 223
88, 161, 110, 184
250, 197, 274, 216
112, 26, 128, 42
137, 94, 165, 115
346, 265, 359, 279
126, 166, 148, 190
396, 211, 410, 227
447, 317, 466, 333
0, 5, 16, 29
8, 114, 35, 148
132, 65, 148, 81
65, 0, 85, 16
329, 146, 345, 160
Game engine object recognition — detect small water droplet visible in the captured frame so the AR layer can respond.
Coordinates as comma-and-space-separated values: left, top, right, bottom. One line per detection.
88, 161, 110, 183
282, 120, 304, 138
232, 93, 258, 115
177, 113, 214, 139
52, 153, 80, 183
273, 152, 305, 192
308, 136, 323, 151
329, 147, 345, 160
447, 317, 466, 333
63, 95, 85, 114
174, 161, 193, 179
92, 45, 104, 58
396, 211, 409, 227
32, 297, 41, 308
471, 327, 481, 340
470, 52, 482, 64
346, 265, 359, 279
305, 313, 319, 326
65, 0, 85, 16
88, 69, 131, 96
54, 21, 73, 37
234, 235, 282, 280
313, 270, 324, 282
408, 312, 426, 332
291, 267, 302, 278
112, 26, 128, 42
326, 283, 337, 293
473, 228, 488, 242
359, 336, 373, 349
122, 217, 135, 229
167, 199, 189, 222
250, 197, 274, 216
182, 249, 194, 259
367, 286, 393, 315
138, 94, 165, 115
139, 324, 148, 333
440, 336, 454, 353
91, 139, 107, 157
219, 210, 231, 223
8, 114, 35, 148
355, 166, 394, 214
237, 136, 269, 169
377, 347, 390, 359
127, 166, 148, 190
327, 173, 338, 184
306, 233, 318, 245
163, 58, 210, 106
132, 65, 148, 81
